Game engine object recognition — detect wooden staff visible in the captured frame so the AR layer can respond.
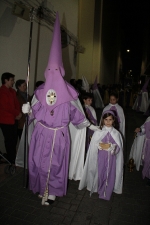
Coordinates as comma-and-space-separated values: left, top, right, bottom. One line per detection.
23, 7, 34, 188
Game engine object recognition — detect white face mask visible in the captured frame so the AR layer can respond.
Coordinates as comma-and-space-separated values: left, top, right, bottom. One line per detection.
46, 89, 57, 105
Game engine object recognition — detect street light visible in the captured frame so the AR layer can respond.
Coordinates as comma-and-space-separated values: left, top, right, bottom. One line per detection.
127, 49, 130, 52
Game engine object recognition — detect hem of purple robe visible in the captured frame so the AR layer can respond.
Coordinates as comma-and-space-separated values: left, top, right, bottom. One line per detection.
30, 189, 66, 197
98, 194, 111, 201
29, 185, 67, 197
142, 173, 150, 180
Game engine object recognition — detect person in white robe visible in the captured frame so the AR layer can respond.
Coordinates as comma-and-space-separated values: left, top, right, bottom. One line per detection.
132, 78, 150, 113
129, 116, 150, 173
101, 92, 125, 138
81, 92, 97, 155
68, 99, 87, 181
69, 94, 98, 181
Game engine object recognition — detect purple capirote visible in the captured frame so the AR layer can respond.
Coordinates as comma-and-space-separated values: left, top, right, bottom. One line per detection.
97, 132, 120, 200
142, 120, 150, 179
35, 13, 78, 111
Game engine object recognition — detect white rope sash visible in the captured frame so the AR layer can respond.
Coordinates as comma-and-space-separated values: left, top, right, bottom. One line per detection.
39, 122, 64, 131
39, 122, 64, 205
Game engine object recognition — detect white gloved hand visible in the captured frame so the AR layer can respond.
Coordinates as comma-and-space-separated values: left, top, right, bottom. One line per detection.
22, 102, 31, 114
98, 142, 116, 152
107, 143, 116, 154
88, 124, 99, 131
98, 142, 103, 150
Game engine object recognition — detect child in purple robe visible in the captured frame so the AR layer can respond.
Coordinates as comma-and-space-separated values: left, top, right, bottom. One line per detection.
101, 92, 125, 138
79, 110, 124, 200
82, 92, 97, 155
134, 116, 150, 186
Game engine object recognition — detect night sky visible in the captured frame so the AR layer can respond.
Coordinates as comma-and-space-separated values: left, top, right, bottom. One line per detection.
119, 0, 150, 79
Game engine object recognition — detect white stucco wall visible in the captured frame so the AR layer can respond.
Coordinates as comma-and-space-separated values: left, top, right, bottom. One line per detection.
0, 0, 78, 94
78, 0, 95, 84
0, 0, 78, 153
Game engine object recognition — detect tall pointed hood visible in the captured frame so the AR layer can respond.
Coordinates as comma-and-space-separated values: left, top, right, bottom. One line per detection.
45, 12, 65, 78
92, 76, 98, 90
142, 78, 150, 92
35, 12, 78, 110
82, 75, 89, 92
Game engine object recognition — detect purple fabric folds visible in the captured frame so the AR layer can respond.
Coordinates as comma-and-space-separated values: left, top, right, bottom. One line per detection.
98, 133, 120, 200
29, 102, 85, 196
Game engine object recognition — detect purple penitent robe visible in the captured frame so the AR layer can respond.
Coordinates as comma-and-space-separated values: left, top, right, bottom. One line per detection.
28, 100, 86, 197
98, 133, 120, 200
142, 120, 150, 179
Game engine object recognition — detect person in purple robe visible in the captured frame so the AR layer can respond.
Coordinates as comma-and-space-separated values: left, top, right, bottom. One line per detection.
21, 13, 98, 205
134, 116, 150, 186
82, 92, 97, 155
79, 110, 124, 200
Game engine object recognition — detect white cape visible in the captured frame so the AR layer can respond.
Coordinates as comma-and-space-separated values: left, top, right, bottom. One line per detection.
69, 99, 87, 180
129, 134, 145, 171
15, 96, 38, 169
79, 127, 124, 194
129, 116, 150, 170
132, 92, 149, 113
82, 75, 90, 92
140, 92, 149, 112
101, 103, 125, 138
